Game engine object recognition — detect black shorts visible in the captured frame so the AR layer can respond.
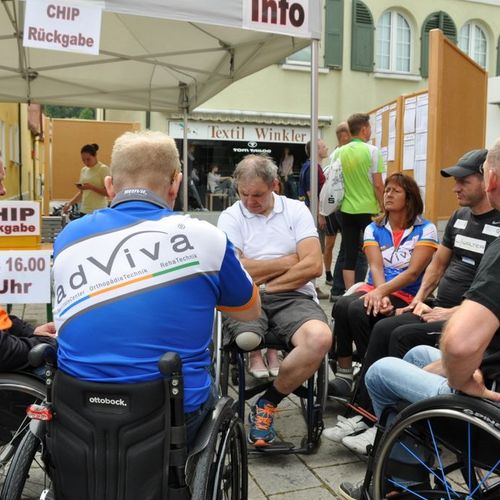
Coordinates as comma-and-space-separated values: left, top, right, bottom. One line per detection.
223, 291, 328, 349
325, 213, 341, 236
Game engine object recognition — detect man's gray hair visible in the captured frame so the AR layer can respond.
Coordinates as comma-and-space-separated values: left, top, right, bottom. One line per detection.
110, 131, 180, 190
233, 155, 278, 187
487, 137, 500, 171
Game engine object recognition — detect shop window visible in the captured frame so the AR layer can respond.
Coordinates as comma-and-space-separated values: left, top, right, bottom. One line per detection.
376, 10, 411, 73
459, 22, 487, 68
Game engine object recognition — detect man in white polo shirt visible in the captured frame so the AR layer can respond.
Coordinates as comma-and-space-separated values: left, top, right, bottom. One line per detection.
218, 154, 332, 447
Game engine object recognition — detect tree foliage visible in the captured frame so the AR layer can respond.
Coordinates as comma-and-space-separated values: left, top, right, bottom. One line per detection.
43, 105, 96, 120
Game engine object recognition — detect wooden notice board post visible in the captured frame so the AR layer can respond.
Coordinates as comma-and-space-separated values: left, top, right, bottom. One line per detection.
426, 29, 487, 222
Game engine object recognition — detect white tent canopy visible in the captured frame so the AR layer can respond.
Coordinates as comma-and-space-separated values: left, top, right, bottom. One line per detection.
1, 0, 321, 214
0, 0, 319, 112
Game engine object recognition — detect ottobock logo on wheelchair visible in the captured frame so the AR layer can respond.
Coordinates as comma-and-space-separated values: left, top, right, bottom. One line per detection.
87, 394, 130, 412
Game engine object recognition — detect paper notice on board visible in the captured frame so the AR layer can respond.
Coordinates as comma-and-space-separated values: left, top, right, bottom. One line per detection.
416, 93, 428, 132
375, 113, 383, 147
404, 96, 417, 134
381, 146, 388, 168
403, 134, 415, 170
388, 110, 396, 161
415, 132, 427, 160
388, 137, 396, 161
414, 159, 427, 187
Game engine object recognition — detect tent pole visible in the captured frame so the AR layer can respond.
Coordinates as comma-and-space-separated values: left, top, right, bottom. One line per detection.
310, 39, 319, 226
182, 106, 188, 212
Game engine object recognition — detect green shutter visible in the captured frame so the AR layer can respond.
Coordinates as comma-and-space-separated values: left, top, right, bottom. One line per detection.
496, 36, 500, 76
351, 0, 374, 72
420, 11, 457, 78
325, 0, 344, 69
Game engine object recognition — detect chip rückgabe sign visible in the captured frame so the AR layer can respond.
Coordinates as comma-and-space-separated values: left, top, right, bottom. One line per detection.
23, 0, 103, 55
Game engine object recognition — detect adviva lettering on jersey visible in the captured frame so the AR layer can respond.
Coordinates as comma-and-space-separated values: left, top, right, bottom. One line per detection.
52, 215, 226, 328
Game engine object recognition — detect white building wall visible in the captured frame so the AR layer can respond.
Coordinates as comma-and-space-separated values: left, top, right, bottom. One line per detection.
106, 0, 500, 149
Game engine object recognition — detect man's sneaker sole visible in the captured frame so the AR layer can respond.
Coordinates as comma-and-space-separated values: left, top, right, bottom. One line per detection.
249, 436, 275, 447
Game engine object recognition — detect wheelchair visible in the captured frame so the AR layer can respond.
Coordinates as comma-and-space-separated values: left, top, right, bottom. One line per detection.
216, 314, 329, 455
359, 394, 500, 499
0, 370, 46, 494
1, 344, 248, 500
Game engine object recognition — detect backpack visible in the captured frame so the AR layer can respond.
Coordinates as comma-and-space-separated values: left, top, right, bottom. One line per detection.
319, 157, 344, 216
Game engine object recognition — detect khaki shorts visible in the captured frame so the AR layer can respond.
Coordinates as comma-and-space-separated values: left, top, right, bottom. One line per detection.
222, 291, 328, 349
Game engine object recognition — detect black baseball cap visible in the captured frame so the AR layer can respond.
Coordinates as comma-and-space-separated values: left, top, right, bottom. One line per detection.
440, 149, 488, 178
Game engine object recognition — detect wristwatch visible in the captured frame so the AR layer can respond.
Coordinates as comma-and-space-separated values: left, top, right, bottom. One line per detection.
259, 283, 266, 293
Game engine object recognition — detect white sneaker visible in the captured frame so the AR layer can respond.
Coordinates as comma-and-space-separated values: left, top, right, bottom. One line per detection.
342, 426, 377, 455
322, 415, 369, 443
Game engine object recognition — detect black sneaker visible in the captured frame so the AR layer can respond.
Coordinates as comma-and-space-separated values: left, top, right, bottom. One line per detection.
338, 480, 370, 500
327, 377, 353, 399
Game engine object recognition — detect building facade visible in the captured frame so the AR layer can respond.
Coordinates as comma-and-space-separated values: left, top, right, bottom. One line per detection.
106, 0, 500, 183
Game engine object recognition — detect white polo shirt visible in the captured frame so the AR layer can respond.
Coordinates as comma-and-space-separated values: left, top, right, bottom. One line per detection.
218, 193, 319, 298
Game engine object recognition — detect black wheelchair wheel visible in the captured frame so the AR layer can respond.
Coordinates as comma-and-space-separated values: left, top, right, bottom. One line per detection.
299, 355, 328, 443
372, 395, 500, 499
0, 430, 48, 500
190, 400, 248, 500
0, 374, 45, 491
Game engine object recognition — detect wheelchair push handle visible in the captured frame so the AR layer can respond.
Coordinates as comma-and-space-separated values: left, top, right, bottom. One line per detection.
159, 351, 182, 376
29, 343, 57, 368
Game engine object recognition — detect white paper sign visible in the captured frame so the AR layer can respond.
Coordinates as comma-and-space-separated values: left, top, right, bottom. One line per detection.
23, 0, 103, 55
242, 0, 311, 38
0, 201, 40, 236
0, 250, 51, 303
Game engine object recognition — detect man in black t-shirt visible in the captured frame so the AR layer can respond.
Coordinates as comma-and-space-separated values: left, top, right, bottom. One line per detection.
327, 149, 500, 451
370, 149, 498, 357
339, 143, 500, 499
365, 140, 500, 411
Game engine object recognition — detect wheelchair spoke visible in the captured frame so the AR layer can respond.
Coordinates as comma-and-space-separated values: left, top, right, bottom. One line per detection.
467, 421, 472, 493
426, 419, 459, 499
395, 438, 452, 493
467, 458, 500, 499
386, 478, 430, 500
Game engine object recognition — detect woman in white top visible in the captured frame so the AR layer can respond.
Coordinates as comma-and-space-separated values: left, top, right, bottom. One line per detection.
64, 143, 110, 216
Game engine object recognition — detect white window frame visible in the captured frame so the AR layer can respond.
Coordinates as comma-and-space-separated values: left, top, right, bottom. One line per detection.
459, 21, 488, 68
375, 10, 412, 74
285, 45, 312, 66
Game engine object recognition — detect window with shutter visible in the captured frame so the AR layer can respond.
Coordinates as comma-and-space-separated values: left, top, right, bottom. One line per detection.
351, 0, 374, 72
421, 11, 457, 77
375, 10, 411, 73
325, 0, 344, 69
459, 22, 488, 69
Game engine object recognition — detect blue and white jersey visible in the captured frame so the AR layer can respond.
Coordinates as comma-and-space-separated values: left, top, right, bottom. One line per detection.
53, 195, 256, 413
363, 216, 439, 297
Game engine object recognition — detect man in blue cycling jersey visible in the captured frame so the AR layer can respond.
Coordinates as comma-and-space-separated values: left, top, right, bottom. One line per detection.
52, 131, 260, 445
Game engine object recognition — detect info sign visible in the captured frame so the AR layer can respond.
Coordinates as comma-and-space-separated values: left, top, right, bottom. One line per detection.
23, 0, 104, 55
0, 250, 51, 303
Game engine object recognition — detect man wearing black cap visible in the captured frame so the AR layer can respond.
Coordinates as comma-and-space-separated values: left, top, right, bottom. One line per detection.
327, 148, 500, 454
